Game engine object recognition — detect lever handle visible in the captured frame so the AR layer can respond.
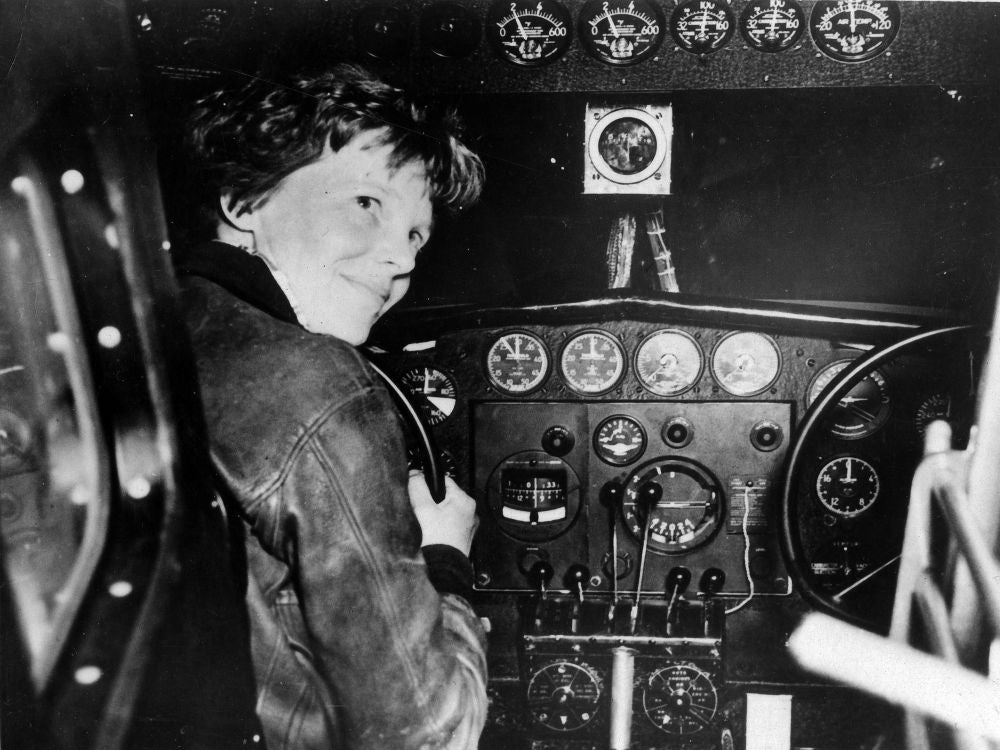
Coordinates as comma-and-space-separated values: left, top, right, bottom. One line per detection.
699, 567, 726, 596
528, 560, 554, 595
564, 564, 590, 602
637, 481, 663, 518
666, 566, 692, 596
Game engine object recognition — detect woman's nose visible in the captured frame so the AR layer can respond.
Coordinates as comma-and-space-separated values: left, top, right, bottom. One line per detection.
380, 229, 418, 273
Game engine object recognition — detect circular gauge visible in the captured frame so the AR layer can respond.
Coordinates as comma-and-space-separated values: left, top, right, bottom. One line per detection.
421, 2, 481, 58
622, 458, 723, 554
809, 0, 899, 63
560, 330, 626, 395
634, 330, 704, 396
642, 663, 718, 735
739, 0, 805, 52
486, 331, 550, 395
578, 0, 666, 66
594, 415, 647, 466
808, 360, 891, 439
914, 393, 952, 436
711, 332, 781, 396
355, 5, 411, 59
588, 108, 668, 185
816, 456, 880, 517
399, 366, 457, 425
527, 661, 602, 731
486, 0, 572, 66
670, 0, 735, 55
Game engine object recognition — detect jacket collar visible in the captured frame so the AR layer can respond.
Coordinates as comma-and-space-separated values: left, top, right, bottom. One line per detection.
174, 241, 299, 326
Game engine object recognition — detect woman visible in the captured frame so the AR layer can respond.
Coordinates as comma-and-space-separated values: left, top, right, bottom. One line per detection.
173, 64, 487, 750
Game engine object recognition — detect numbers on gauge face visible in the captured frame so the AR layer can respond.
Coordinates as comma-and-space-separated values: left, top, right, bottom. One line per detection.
400, 366, 457, 425
809, 0, 900, 63
914, 392, 952, 436
642, 663, 718, 735
578, 0, 666, 65
670, 0, 735, 55
594, 415, 646, 466
487, 331, 550, 395
487, 0, 572, 66
526, 661, 602, 731
560, 330, 626, 395
711, 332, 781, 397
815, 455, 880, 517
634, 330, 704, 396
808, 360, 891, 439
622, 458, 722, 554
740, 0, 804, 53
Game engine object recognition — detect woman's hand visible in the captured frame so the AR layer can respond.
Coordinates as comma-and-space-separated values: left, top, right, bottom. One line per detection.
408, 471, 479, 556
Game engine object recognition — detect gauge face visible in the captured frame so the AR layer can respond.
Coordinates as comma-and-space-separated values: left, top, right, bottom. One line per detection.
560, 330, 626, 394
594, 415, 646, 466
578, 0, 665, 65
527, 661, 602, 731
486, 331, 550, 395
711, 332, 781, 396
400, 366, 457, 425
635, 330, 703, 396
623, 458, 722, 554
670, 0, 735, 55
809, 0, 900, 63
740, 0, 804, 52
486, 0, 572, 66
421, 2, 481, 58
642, 663, 718, 735
816, 456, 880, 517
355, 5, 411, 59
914, 393, 952, 435
808, 360, 891, 439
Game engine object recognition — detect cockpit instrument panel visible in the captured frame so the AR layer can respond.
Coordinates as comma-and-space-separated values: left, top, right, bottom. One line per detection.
739, 0, 806, 53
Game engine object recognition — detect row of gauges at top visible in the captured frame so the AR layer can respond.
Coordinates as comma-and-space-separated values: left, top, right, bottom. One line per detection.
359, 0, 900, 65
486, 328, 781, 398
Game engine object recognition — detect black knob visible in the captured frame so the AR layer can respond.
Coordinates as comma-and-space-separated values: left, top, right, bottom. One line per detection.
637, 482, 663, 521
666, 567, 692, 596
564, 564, 590, 590
599, 480, 624, 510
542, 425, 575, 457
528, 560, 554, 592
699, 568, 726, 596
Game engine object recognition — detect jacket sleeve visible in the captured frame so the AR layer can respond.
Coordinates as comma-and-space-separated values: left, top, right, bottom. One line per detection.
247, 381, 487, 750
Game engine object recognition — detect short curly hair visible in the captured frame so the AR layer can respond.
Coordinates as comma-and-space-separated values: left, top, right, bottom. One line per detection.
186, 64, 484, 223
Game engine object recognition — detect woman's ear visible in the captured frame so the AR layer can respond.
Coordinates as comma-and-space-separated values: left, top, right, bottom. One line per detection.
219, 192, 255, 232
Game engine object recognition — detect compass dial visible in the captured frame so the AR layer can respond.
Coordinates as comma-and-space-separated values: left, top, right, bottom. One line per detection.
670, 0, 735, 55
487, 0, 572, 66
809, 0, 900, 63
740, 0, 804, 53
400, 366, 457, 426
578, 0, 665, 65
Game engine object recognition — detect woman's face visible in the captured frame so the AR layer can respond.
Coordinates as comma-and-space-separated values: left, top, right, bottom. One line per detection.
243, 130, 433, 344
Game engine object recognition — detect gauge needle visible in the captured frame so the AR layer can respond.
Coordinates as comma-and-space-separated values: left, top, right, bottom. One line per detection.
513, 11, 528, 39
832, 555, 901, 601
422, 368, 430, 392
844, 458, 855, 483
845, 403, 878, 423
607, 14, 620, 38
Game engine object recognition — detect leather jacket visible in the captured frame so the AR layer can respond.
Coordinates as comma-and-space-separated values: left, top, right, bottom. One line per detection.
175, 242, 487, 750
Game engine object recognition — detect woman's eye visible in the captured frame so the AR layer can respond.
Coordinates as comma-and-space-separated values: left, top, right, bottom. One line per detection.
356, 196, 378, 210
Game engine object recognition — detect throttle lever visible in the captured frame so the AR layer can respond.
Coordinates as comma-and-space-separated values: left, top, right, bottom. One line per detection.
699, 567, 726, 636
599, 480, 624, 628
630, 481, 662, 634
664, 566, 692, 635
564, 564, 590, 634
